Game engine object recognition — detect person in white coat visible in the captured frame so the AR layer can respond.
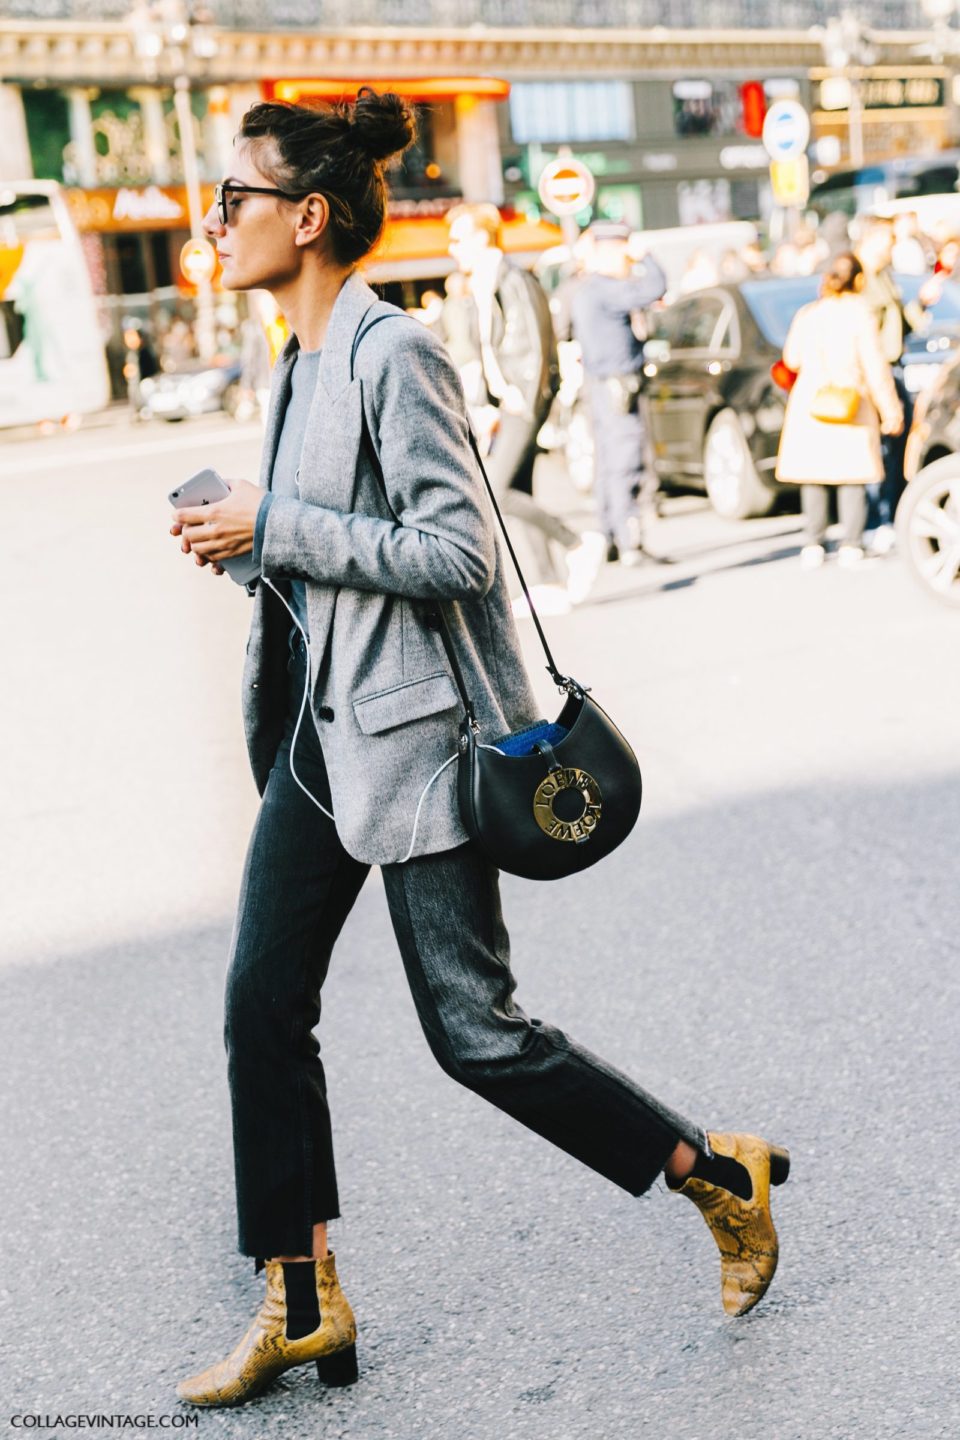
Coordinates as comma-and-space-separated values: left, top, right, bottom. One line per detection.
776, 252, 904, 568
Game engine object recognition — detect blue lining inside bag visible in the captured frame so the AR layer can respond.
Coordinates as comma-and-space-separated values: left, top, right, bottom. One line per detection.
493, 721, 569, 757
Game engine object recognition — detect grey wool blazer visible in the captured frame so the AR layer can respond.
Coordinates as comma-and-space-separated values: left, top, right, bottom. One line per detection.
243, 270, 542, 864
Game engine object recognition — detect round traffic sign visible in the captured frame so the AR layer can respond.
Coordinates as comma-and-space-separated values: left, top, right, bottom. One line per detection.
180, 237, 217, 285
762, 101, 811, 162
537, 157, 596, 218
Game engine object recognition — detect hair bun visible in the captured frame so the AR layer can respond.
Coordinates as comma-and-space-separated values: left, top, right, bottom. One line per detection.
351, 87, 417, 163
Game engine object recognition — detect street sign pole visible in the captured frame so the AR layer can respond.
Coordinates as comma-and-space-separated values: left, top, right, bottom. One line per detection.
762, 100, 812, 237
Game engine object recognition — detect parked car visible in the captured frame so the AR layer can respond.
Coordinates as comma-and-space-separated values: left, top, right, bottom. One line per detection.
898, 352, 960, 609
807, 151, 960, 221
139, 358, 242, 422
641, 273, 960, 520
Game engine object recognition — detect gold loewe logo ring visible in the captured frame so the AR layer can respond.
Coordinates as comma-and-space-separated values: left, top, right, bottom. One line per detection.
533, 766, 602, 843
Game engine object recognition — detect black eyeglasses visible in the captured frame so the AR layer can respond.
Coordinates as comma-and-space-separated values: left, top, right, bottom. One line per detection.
214, 181, 310, 226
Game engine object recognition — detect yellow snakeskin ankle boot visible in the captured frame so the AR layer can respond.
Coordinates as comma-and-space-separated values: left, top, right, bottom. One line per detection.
176, 1250, 358, 1407
670, 1131, 790, 1317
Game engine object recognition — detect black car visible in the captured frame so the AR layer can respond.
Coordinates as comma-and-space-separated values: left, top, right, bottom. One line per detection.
642, 274, 960, 520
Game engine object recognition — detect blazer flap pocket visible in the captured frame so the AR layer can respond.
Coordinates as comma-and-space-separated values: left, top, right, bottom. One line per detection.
353, 672, 458, 736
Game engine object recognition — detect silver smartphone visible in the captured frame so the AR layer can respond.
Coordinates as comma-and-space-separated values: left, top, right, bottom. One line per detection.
169, 468, 261, 587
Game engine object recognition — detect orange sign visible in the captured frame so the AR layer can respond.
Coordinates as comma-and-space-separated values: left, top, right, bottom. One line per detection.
65, 184, 215, 233
264, 77, 510, 104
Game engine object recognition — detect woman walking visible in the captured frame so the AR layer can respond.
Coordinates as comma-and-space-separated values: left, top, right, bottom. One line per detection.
776, 251, 903, 568
169, 90, 790, 1410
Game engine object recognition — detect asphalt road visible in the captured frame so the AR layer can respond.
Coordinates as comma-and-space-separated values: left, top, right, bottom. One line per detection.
1, 414, 958, 1439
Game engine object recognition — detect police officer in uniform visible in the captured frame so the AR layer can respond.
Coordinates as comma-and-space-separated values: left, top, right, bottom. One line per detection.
570, 223, 667, 565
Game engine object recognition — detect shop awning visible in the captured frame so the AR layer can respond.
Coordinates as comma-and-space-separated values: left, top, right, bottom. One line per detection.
263, 77, 510, 104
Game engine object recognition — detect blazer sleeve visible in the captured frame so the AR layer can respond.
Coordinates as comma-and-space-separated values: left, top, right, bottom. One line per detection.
856, 305, 903, 433
258, 320, 496, 601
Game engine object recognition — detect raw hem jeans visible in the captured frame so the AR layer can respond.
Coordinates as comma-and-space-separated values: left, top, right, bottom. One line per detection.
225, 638, 706, 1268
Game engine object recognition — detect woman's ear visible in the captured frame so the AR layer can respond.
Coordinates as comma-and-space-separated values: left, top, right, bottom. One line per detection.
293, 193, 331, 250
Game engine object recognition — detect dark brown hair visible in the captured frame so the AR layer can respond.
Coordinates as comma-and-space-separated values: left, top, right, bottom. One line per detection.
237, 87, 417, 265
821, 251, 864, 298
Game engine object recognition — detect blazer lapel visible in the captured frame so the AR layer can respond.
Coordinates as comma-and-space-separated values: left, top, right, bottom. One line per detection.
296, 272, 379, 685
319, 270, 379, 399
258, 334, 299, 489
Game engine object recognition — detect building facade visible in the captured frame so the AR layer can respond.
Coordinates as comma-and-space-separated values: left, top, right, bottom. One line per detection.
1, 2, 956, 313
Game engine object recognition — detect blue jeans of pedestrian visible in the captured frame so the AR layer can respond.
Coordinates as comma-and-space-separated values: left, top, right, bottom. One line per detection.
225, 638, 706, 1266
867, 367, 913, 530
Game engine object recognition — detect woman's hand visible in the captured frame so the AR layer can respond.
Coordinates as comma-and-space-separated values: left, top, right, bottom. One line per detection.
881, 411, 904, 438
170, 478, 265, 568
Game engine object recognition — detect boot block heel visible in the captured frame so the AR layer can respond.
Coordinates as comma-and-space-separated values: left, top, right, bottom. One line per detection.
316, 1343, 358, 1388
769, 1145, 791, 1186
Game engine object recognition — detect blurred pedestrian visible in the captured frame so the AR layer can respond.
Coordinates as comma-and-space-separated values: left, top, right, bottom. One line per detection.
570, 221, 668, 565
891, 210, 931, 276
776, 252, 903, 568
793, 222, 829, 276
121, 318, 157, 419
168, 89, 791, 1411
741, 238, 769, 275
856, 216, 928, 550
238, 308, 272, 421
162, 313, 195, 369
919, 231, 960, 307
434, 269, 489, 436
446, 202, 605, 614
819, 211, 852, 264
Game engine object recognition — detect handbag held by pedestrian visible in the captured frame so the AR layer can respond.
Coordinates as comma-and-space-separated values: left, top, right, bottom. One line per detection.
809, 383, 861, 424
355, 311, 643, 883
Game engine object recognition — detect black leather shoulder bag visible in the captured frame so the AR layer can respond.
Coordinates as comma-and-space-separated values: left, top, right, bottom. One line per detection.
352, 308, 642, 882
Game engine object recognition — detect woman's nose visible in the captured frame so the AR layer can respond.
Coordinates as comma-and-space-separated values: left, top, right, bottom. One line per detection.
202, 202, 224, 239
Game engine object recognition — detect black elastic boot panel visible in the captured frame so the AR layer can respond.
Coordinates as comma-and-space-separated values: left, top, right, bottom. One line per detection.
692, 1150, 753, 1202
282, 1260, 322, 1340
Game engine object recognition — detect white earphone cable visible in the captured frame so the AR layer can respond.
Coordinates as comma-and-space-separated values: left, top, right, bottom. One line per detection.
261, 577, 336, 823
260, 576, 489, 859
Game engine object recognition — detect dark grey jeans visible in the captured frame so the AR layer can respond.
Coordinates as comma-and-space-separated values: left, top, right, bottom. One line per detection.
225, 638, 706, 1265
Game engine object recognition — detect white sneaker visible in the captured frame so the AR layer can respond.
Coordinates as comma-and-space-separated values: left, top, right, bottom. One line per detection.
564, 530, 607, 604
864, 523, 895, 556
837, 544, 865, 568
511, 584, 573, 619
800, 544, 826, 569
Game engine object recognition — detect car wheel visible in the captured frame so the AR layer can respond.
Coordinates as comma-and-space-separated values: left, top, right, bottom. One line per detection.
895, 453, 960, 609
703, 410, 776, 520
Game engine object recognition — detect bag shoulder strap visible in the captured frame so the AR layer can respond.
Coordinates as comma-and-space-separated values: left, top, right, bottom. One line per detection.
350, 306, 569, 701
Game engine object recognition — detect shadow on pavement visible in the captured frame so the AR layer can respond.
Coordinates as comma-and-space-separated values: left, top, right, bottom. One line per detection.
584, 540, 809, 606
2, 772, 958, 1436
